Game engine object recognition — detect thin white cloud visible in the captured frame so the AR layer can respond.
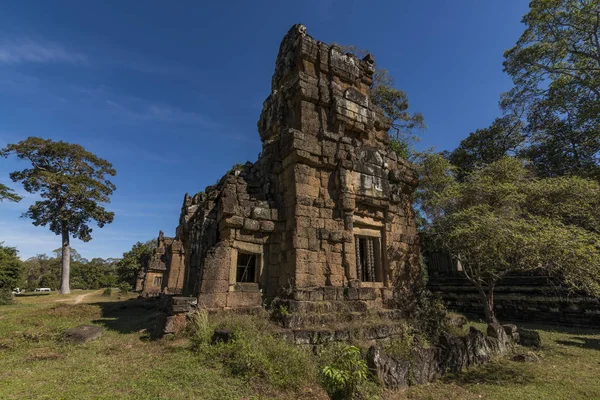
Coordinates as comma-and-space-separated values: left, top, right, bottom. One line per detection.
101, 95, 213, 126
0, 38, 87, 65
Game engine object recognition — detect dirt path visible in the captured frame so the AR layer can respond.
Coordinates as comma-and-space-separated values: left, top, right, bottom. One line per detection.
73, 290, 102, 304
53, 290, 103, 304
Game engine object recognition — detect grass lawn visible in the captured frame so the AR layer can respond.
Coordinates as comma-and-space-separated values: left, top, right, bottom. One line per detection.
1, 293, 599, 400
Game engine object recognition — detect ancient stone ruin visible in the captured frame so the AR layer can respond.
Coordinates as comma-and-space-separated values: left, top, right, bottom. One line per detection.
141, 24, 420, 312
137, 231, 185, 296
137, 25, 544, 391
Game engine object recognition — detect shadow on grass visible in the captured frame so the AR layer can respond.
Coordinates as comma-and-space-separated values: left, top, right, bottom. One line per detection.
556, 336, 600, 351
512, 322, 599, 336
444, 361, 535, 387
91, 297, 166, 341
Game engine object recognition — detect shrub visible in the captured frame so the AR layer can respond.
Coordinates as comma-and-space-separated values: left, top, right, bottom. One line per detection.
382, 334, 415, 361
0, 288, 14, 305
392, 286, 447, 343
102, 287, 112, 297
117, 282, 130, 295
225, 329, 315, 390
189, 312, 317, 391
319, 344, 370, 400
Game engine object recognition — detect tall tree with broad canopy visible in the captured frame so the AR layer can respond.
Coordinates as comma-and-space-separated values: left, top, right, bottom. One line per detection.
417, 154, 600, 323
503, 0, 600, 178
1, 137, 116, 294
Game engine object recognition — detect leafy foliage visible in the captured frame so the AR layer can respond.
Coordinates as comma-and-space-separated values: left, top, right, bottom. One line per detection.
502, 0, 600, 178
319, 344, 370, 400
22, 251, 119, 291
0, 243, 22, 290
0, 243, 23, 305
117, 282, 131, 295
392, 286, 447, 343
0, 183, 22, 202
449, 115, 525, 177
417, 155, 600, 322
190, 312, 317, 392
116, 240, 156, 286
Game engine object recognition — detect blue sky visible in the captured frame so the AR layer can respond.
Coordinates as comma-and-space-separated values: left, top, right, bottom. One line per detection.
0, 0, 529, 260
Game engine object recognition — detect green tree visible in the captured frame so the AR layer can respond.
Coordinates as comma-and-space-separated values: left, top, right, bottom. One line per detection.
418, 155, 600, 323
0, 183, 22, 202
0, 243, 22, 289
0, 243, 23, 305
503, 0, 600, 178
117, 240, 155, 287
371, 69, 426, 159
1, 137, 116, 294
448, 115, 524, 177
22, 254, 61, 290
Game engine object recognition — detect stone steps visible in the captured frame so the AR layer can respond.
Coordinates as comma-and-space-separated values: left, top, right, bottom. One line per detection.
276, 322, 406, 346
279, 299, 371, 314
274, 302, 404, 329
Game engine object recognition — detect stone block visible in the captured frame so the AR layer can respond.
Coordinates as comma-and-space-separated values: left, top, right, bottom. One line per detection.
345, 287, 359, 300
359, 287, 377, 300
518, 328, 542, 348
197, 293, 228, 309
252, 207, 272, 220
164, 315, 187, 335
224, 216, 244, 228
243, 219, 260, 232
260, 220, 275, 232
308, 289, 324, 302
64, 325, 103, 344
367, 346, 410, 390
226, 291, 262, 308
411, 347, 442, 384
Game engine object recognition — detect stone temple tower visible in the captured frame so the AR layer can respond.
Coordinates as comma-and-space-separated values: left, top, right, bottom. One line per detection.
150, 25, 420, 310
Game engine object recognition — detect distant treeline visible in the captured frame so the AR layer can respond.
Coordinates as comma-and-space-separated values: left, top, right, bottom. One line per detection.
1, 240, 155, 292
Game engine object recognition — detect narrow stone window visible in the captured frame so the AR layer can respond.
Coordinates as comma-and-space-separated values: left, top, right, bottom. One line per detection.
236, 253, 257, 283
153, 276, 162, 287
355, 236, 383, 282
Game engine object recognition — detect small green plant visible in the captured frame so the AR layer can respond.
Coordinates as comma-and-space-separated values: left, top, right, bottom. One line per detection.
389, 137, 410, 160
278, 304, 289, 316
102, 287, 112, 297
117, 282, 130, 295
320, 344, 369, 400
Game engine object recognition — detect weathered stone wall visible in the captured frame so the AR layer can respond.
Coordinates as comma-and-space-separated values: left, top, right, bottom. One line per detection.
166, 24, 420, 310
429, 274, 600, 327
141, 231, 186, 295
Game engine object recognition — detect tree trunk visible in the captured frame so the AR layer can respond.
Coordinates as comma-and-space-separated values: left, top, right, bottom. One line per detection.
59, 226, 71, 294
477, 286, 498, 324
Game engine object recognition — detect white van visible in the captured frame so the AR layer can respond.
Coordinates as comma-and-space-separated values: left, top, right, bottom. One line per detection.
34, 288, 51, 292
